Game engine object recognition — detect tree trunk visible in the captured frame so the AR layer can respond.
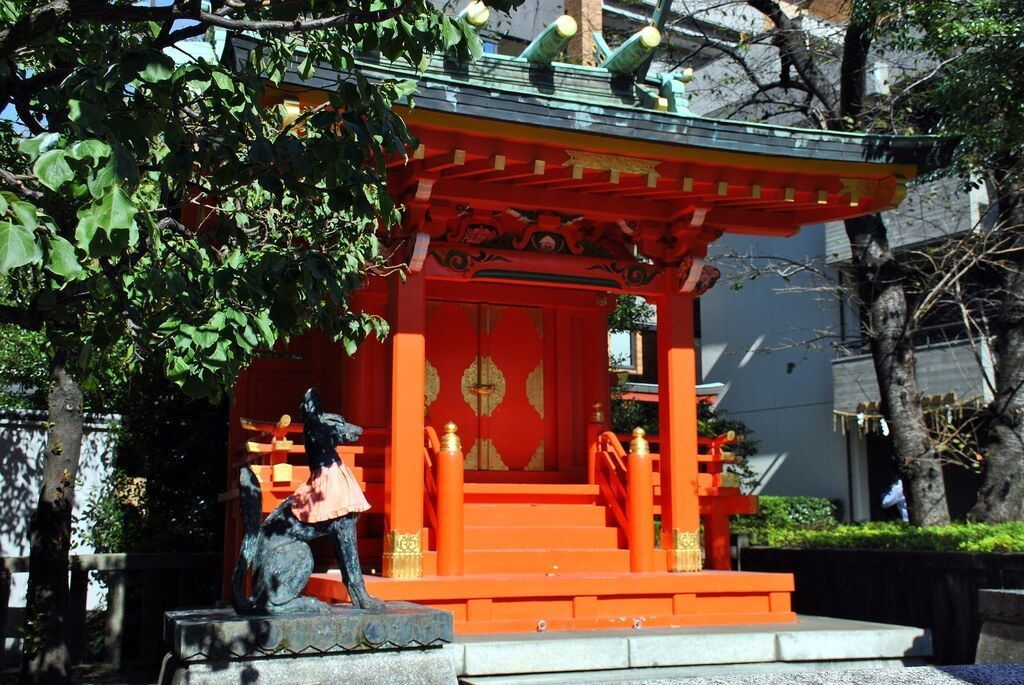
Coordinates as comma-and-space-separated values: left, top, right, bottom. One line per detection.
845, 213, 951, 525
19, 360, 83, 685
970, 175, 1024, 522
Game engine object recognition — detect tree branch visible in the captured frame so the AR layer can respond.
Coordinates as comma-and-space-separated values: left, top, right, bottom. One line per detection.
0, 167, 43, 200
197, 0, 416, 31
0, 0, 196, 58
746, 0, 841, 119
839, 10, 875, 124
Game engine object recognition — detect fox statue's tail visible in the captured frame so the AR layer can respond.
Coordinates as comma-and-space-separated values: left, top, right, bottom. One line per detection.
231, 466, 262, 614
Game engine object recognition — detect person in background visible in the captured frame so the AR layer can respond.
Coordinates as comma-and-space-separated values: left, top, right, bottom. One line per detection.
881, 479, 909, 522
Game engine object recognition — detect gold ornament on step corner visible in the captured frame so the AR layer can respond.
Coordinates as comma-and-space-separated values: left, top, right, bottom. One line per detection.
670, 529, 703, 572
630, 427, 650, 456
382, 531, 423, 579
441, 421, 461, 453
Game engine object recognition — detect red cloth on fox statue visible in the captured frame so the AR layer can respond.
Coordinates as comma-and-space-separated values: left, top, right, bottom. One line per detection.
290, 460, 370, 524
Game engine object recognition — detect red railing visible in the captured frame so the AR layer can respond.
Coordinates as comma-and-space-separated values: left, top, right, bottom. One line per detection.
608, 428, 749, 571
591, 431, 630, 533
423, 426, 441, 533
424, 424, 464, 576
590, 429, 656, 572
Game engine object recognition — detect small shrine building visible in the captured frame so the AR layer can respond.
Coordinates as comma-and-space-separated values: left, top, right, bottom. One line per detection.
221, 16, 945, 635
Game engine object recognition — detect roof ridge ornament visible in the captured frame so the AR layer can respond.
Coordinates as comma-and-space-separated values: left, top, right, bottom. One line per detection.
597, 26, 661, 75
521, 15, 578, 65
458, 1, 490, 28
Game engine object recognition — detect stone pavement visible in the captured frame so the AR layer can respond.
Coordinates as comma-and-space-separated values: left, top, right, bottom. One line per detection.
614, 664, 1024, 685
454, 615, 931, 682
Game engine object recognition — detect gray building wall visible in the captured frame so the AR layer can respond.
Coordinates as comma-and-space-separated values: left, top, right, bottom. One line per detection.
700, 227, 851, 508
833, 339, 993, 413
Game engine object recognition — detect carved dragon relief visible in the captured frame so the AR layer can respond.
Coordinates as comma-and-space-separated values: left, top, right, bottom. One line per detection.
439, 205, 634, 260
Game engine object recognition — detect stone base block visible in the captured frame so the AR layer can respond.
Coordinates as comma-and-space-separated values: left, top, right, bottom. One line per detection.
977, 589, 1024, 664
166, 647, 456, 685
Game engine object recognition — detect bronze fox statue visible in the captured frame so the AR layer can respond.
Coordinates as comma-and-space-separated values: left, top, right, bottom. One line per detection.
232, 388, 384, 614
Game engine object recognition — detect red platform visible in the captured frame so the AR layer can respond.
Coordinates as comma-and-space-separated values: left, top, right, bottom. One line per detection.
307, 570, 795, 634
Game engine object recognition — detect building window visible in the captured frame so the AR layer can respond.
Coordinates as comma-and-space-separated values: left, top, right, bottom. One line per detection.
483, 39, 499, 54
610, 330, 643, 374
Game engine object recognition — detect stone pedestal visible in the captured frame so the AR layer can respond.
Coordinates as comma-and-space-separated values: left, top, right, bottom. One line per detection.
162, 601, 455, 684
976, 588, 1024, 664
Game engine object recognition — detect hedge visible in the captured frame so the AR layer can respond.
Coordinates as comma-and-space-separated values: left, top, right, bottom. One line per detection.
733, 496, 837, 543
760, 521, 1024, 553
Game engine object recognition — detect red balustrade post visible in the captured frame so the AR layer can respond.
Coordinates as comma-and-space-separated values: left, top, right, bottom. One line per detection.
627, 428, 655, 573
704, 510, 732, 570
587, 402, 605, 484
436, 421, 465, 576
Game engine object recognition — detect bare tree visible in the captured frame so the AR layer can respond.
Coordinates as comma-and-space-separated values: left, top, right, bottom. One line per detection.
660, 0, 951, 523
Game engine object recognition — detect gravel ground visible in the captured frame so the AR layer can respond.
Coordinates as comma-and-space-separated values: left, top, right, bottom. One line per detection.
614, 664, 1024, 685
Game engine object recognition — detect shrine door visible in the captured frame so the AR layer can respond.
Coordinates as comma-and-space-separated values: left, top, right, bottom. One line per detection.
425, 302, 548, 472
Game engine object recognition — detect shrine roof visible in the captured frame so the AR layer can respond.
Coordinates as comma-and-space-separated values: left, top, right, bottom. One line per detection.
226, 35, 952, 175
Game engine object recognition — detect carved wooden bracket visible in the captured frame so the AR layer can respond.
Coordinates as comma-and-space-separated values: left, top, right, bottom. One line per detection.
408, 232, 431, 273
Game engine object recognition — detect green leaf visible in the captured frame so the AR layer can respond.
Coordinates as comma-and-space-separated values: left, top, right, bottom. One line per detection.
126, 48, 175, 83
45, 235, 83, 278
463, 24, 484, 61
441, 18, 462, 49
33, 150, 74, 190
67, 140, 112, 168
67, 100, 108, 134
75, 187, 139, 256
211, 70, 235, 93
18, 133, 60, 161
11, 201, 38, 229
0, 220, 42, 272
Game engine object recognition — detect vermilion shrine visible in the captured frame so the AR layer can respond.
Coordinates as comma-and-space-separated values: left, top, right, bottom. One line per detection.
220, 20, 942, 634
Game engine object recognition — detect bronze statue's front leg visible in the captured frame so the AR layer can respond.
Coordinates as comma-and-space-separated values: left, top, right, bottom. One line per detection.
330, 514, 385, 611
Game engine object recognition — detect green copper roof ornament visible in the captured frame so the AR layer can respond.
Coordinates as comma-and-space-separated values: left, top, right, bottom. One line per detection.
520, 15, 578, 65
597, 25, 661, 74
635, 0, 672, 80
658, 68, 694, 115
458, 0, 490, 29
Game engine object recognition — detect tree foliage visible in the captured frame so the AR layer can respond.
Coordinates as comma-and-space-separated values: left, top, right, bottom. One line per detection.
0, 2, 525, 681
884, 0, 1024, 179
0, 0, 520, 398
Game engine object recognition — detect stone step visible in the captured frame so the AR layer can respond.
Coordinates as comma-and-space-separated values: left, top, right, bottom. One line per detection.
463, 526, 621, 550
464, 503, 609, 527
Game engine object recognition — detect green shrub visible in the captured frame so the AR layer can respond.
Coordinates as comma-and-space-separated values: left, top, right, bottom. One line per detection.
734, 496, 838, 543
759, 521, 1024, 553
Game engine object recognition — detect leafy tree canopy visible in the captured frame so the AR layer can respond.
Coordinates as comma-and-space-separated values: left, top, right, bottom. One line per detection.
882, 0, 1024, 178
0, 0, 522, 399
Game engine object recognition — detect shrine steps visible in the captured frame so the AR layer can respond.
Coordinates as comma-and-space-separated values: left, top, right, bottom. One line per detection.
312, 480, 795, 635
453, 483, 637, 575
305, 570, 797, 634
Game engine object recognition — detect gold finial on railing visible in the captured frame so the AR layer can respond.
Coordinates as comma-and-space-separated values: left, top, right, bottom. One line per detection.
630, 427, 649, 456
441, 421, 461, 453
278, 414, 291, 428
590, 402, 605, 424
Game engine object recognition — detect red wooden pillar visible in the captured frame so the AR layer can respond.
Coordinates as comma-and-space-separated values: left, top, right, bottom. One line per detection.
384, 271, 426, 578
656, 289, 703, 572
